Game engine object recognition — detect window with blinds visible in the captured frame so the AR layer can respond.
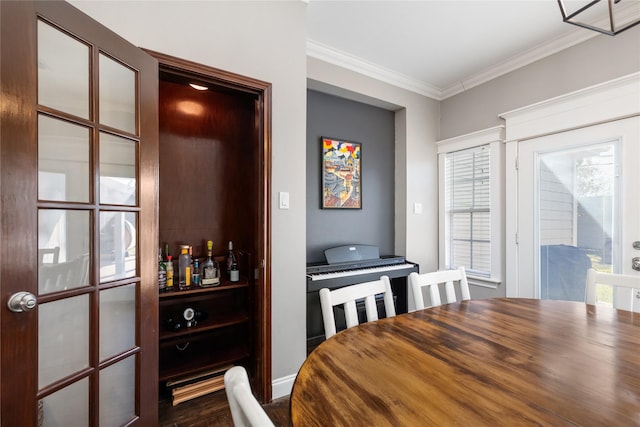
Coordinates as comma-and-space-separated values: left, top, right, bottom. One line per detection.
444, 144, 491, 277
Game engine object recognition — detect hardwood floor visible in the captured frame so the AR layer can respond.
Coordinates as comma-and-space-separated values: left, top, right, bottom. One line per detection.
159, 389, 292, 427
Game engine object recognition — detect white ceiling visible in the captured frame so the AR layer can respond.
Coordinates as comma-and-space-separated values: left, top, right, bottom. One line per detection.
306, 0, 635, 100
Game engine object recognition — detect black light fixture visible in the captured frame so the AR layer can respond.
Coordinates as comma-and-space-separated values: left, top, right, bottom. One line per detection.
557, 0, 640, 35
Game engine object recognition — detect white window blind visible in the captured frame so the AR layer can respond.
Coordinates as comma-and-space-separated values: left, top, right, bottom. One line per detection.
444, 144, 491, 277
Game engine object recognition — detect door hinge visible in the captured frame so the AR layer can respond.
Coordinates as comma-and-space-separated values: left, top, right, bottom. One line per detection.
515, 155, 519, 170
515, 232, 519, 245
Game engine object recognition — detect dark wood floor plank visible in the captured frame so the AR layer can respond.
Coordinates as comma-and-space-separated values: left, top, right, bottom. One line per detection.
159, 389, 291, 426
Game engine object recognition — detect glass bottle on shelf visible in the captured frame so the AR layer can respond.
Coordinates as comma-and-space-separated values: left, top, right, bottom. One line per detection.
158, 248, 167, 293
226, 240, 237, 278
229, 257, 239, 282
165, 255, 174, 291
201, 240, 220, 287
178, 245, 191, 290
192, 258, 201, 287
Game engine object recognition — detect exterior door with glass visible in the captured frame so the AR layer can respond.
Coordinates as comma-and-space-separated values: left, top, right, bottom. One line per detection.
0, 2, 158, 425
516, 116, 640, 302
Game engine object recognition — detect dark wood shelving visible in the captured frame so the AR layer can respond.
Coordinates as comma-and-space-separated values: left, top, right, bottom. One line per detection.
159, 311, 249, 342
151, 49, 271, 402
159, 345, 250, 383
159, 281, 248, 299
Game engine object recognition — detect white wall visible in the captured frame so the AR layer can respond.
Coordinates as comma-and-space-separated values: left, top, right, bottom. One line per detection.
69, 0, 308, 396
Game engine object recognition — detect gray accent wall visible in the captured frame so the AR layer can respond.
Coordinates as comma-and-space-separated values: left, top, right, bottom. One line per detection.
307, 90, 395, 263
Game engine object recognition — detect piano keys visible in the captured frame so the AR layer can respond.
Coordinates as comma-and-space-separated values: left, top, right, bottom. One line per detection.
306, 245, 419, 353
306, 258, 418, 292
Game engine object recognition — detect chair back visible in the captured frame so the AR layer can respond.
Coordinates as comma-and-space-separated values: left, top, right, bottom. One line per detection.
224, 366, 275, 427
585, 268, 640, 312
410, 266, 470, 310
319, 275, 395, 339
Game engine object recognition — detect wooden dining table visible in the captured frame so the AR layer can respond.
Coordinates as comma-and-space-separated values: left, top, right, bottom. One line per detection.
290, 298, 640, 426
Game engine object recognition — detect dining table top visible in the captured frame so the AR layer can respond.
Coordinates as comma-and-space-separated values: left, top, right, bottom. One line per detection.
290, 298, 640, 426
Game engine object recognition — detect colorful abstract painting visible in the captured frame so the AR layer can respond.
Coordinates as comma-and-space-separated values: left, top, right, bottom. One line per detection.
322, 137, 361, 209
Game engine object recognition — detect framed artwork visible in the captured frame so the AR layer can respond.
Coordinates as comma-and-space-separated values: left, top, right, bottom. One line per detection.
322, 137, 361, 209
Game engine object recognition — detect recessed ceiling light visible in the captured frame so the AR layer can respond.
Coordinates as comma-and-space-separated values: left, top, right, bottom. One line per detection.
189, 83, 208, 91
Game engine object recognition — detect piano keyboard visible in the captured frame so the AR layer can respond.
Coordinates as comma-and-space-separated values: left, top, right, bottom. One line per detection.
307, 263, 415, 281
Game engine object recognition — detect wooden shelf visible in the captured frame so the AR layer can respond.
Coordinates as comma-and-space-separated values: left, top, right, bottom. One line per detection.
159, 345, 250, 383
159, 280, 248, 299
159, 311, 249, 342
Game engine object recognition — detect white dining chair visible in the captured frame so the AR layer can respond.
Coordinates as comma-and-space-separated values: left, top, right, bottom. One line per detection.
585, 268, 640, 312
319, 275, 396, 339
224, 366, 275, 427
410, 266, 470, 310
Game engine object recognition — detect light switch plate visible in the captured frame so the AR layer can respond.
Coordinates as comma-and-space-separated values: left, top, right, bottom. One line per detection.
279, 192, 290, 209
414, 202, 423, 214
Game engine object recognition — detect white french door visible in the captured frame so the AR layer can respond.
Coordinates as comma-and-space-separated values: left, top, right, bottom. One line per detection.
516, 116, 640, 300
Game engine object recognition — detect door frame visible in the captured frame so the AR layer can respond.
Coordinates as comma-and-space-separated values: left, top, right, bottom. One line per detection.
501, 73, 640, 297
145, 49, 273, 401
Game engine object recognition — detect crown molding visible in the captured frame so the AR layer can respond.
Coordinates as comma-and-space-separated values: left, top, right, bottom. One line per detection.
453, 4, 640, 99
439, 27, 598, 99
306, 39, 442, 100
307, 27, 598, 101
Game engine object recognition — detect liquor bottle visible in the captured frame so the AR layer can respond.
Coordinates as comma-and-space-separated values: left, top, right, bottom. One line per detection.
226, 241, 237, 276
229, 257, 239, 282
192, 259, 201, 287
188, 245, 194, 286
165, 255, 174, 291
158, 248, 167, 293
201, 240, 220, 287
178, 245, 191, 290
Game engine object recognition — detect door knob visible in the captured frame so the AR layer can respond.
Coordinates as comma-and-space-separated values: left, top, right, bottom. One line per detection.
633, 257, 640, 272
7, 292, 37, 313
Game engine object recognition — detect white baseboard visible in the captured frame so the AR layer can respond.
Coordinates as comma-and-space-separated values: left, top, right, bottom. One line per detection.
271, 373, 296, 399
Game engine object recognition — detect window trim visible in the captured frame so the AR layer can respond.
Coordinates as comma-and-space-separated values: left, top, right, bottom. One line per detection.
437, 126, 504, 288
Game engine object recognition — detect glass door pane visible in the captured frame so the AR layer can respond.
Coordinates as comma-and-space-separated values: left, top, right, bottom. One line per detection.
38, 295, 90, 388
99, 132, 137, 206
99, 356, 136, 426
39, 378, 89, 427
38, 209, 91, 294
38, 20, 90, 119
99, 54, 136, 134
99, 284, 136, 360
38, 115, 90, 203
537, 143, 617, 302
